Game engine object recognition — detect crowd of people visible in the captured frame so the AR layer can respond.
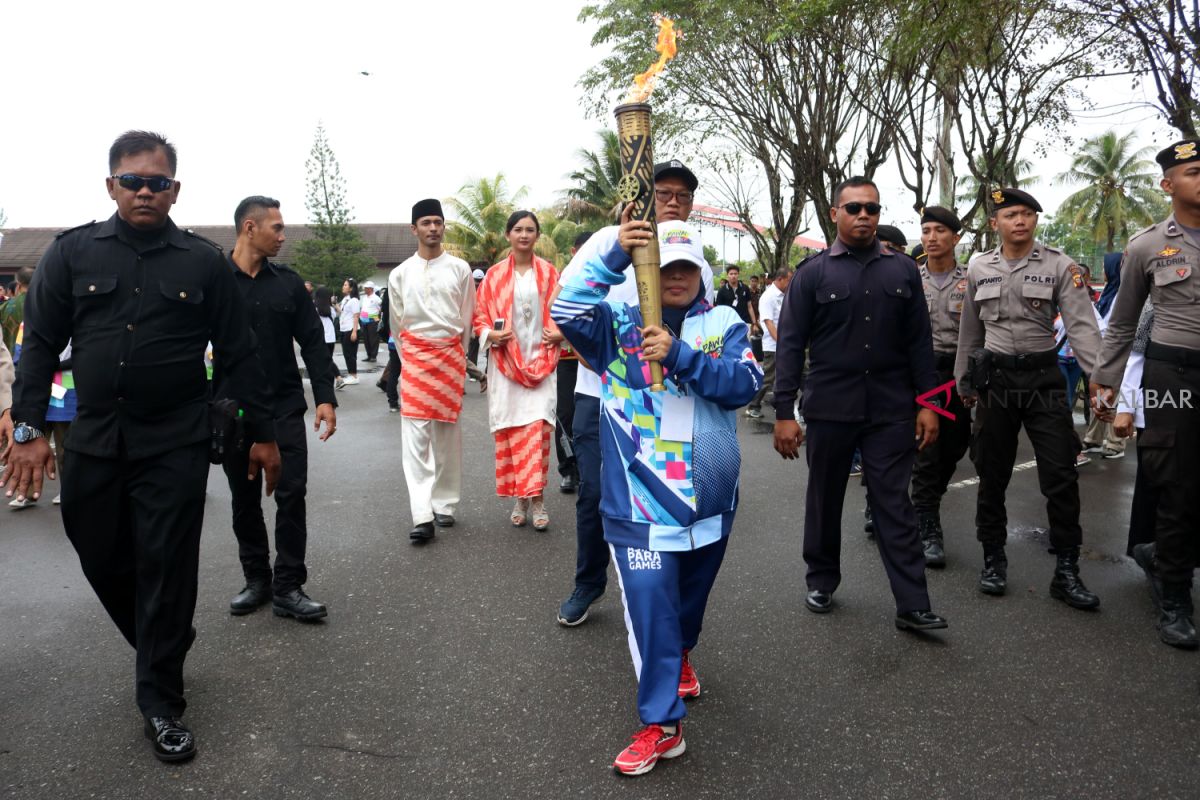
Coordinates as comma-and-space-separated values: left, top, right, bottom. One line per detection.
1, 129, 1198, 779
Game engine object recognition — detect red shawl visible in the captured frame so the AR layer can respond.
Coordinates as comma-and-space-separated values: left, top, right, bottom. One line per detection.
473, 254, 560, 389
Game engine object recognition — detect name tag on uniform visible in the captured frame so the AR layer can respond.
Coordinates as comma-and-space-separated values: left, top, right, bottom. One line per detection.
660, 393, 695, 442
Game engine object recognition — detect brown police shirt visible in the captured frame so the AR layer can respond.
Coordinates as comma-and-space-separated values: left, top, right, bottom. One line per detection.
922, 263, 969, 354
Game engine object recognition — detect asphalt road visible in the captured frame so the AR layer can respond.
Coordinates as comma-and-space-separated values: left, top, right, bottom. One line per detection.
2, 365, 1197, 799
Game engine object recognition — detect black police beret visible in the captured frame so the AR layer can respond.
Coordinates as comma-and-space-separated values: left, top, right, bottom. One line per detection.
876, 224, 907, 248
653, 160, 699, 192
412, 198, 444, 223
920, 205, 962, 233
990, 187, 1042, 213
1156, 140, 1200, 172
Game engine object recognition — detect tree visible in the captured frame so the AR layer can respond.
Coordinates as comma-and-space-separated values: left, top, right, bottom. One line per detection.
293, 124, 374, 290
444, 174, 527, 266
1055, 130, 1166, 252
533, 206, 583, 268
564, 130, 624, 229
703, 244, 719, 266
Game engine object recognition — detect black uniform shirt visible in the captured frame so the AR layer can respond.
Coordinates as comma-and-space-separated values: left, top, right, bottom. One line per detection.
11, 214, 275, 458
773, 238, 937, 422
716, 281, 754, 324
217, 255, 337, 416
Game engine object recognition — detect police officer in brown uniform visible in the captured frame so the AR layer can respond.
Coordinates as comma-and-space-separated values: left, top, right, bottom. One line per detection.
1091, 139, 1200, 649
911, 207, 971, 567
954, 188, 1102, 608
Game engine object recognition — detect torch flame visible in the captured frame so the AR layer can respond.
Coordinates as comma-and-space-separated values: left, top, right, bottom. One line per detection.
623, 15, 678, 104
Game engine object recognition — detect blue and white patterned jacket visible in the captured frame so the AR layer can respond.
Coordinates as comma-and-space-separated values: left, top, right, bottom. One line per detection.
550, 237, 761, 552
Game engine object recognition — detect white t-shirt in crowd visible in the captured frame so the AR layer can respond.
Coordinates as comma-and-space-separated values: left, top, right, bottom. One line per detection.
758, 283, 784, 353
361, 291, 383, 321
339, 297, 361, 334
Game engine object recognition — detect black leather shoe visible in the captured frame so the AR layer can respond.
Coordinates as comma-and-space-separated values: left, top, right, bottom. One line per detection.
144, 717, 196, 763
1159, 582, 1199, 649
863, 505, 874, 537
433, 513, 455, 528
895, 609, 948, 631
805, 589, 834, 614
272, 588, 328, 621
1132, 543, 1163, 611
918, 511, 946, 568
979, 546, 1008, 596
559, 474, 578, 494
1049, 547, 1100, 610
923, 537, 947, 568
229, 579, 271, 616
409, 522, 435, 544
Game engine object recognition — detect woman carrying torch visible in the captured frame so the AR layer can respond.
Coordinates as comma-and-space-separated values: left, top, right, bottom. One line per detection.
550, 210, 761, 776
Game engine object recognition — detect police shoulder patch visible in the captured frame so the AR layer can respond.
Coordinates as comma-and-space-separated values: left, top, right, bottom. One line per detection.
54, 220, 98, 239
184, 229, 224, 253
1068, 264, 1087, 289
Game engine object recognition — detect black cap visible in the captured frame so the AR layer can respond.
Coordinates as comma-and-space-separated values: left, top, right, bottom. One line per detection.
411, 198, 444, 223
653, 160, 698, 192
1156, 139, 1200, 172
920, 205, 962, 233
876, 225, 908, 248
990, 187, 1042, 213
910, 243, 927, 264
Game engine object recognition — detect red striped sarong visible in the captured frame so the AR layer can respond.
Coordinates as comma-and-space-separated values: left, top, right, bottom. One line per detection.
494, 420, 552, 498
399, 331, 466, 422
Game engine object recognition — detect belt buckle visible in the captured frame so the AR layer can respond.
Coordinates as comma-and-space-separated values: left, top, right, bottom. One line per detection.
1014, 353, 1029, 368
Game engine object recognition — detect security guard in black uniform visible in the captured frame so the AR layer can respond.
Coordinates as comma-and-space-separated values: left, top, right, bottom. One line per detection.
1092, 139, 1200, 649
2, 131, 280, 763
954, 187, 1102, 609
911, 207, 972, 567
774, 176, 947, 633
221, 197, 338, 621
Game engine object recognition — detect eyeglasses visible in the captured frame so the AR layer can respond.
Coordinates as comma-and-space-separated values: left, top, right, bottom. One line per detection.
111, 174, 175, 193
836, 202, 882, 216
654, 189, 694, 204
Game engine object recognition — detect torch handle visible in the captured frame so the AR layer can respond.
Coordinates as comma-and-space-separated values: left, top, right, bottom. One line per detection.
633, 239, 665, 392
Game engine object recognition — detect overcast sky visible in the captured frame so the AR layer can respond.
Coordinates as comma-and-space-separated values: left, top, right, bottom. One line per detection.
0, 1, 1179, 250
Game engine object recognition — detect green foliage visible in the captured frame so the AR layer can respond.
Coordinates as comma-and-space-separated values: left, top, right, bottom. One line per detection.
445, 174, 528, 266
293, 124, 374, 289
564, 130, 624, 229
702, 244, 719, 266
1055, 130, 1166, 251
533, 209, 583, 269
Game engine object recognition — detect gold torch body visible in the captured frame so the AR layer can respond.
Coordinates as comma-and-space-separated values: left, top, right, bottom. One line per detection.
613, 102, 665, 391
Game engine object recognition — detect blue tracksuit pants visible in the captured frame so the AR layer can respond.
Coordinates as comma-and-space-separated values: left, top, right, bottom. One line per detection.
611, 536, 729, 726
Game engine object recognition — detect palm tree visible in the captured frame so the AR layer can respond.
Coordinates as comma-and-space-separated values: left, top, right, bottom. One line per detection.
532, 207, 582, 269
1055, 130, 1164, 252
445, 173, 528, 266
565, 130, 624, 228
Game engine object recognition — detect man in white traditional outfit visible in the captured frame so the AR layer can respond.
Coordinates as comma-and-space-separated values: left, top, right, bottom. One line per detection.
388, 198, 476, 544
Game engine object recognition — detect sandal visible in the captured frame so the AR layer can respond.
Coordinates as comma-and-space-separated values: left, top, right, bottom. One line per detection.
530, 497, 549, 531
511, 498, 529, 527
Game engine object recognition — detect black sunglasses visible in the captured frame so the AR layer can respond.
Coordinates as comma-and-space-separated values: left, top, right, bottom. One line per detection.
837, 202, 882, 216
112, 174, 175, 193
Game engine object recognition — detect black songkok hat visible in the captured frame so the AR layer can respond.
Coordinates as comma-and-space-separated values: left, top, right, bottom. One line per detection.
411, 198, 444, 224
990, 187, 1042, 213
1156, 140, 1200, 172
920, 205, 962, 233
876, 224, 908, 249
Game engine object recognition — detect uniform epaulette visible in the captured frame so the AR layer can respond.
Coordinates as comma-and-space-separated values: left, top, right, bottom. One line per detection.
55, 221, 97, 239
184, 229, 224, 253
794, 251, 822, 270
1041, 243, 1063, 255
1128, 223, 1156, 242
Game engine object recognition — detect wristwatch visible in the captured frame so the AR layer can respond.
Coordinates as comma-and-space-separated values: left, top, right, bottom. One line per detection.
13, 423, 46, 444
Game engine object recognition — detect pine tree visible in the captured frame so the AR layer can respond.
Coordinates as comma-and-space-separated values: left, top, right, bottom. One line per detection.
293, 124, 374, 291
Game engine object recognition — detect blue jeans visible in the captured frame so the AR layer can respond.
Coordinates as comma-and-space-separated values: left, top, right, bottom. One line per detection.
1059, 358, 1083, 411
572, 394, 609, 591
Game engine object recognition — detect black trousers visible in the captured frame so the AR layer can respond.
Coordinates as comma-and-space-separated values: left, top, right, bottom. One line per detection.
362, 320, 380, 361
804, 418, 930, 614
555, 359, 578, 478
911, 367, 972, 513
222, 409, 309, 593
341, 331, 358, 375
61, 440, 209, 719
972, 365, 1082, 549
384, 346, 401, 407
1126, 429, 1160, 556
1138, 356, 1200, 583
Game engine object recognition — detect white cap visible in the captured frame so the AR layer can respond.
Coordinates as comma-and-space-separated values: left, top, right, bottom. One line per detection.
657, 222, 705, 270
362, 280, 377, 290
472, 269, 486, 280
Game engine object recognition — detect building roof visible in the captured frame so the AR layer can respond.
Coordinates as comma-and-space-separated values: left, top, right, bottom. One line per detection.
0, 222, 417, 274
691, 204, 827, 252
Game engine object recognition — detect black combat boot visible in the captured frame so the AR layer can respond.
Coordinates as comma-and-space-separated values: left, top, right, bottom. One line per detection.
979, 544, 1007, 596
1158, 582, 1199, 650
919, 510, 946, 568
1049, 547, 1100, 610
1132, 542, 1163, 611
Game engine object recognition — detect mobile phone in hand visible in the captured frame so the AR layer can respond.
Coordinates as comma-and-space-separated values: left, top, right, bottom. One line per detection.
493, 318, 506, 330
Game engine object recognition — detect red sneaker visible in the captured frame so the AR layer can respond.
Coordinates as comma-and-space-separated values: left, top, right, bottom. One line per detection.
678, 649, 700, 698
613, 723, 686, 776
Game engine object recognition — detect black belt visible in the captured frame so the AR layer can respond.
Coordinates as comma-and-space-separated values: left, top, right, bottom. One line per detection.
1146, 341, 1200, 367
934, 351, 956, 371
991, 349, 1058, 370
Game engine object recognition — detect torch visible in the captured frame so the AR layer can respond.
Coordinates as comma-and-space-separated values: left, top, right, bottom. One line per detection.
613, 16, 678, 393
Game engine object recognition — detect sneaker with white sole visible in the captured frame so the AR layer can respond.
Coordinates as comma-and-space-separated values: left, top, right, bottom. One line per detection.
557, 585, 604, 626
52, 494, 61, 505
678, 649, 700, 698
342, 375, 359, 385
613, 723, 685, 776
1074, 453, 1092, 467
1100, 447, 1125, 459
8, 496, 37, 510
